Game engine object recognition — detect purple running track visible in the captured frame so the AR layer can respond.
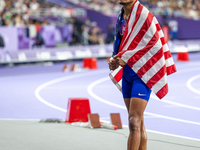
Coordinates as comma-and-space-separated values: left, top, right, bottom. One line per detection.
0, 53, 200, 140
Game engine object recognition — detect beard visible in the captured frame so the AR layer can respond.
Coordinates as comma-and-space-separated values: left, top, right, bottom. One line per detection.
119, 2, 127, 5
119, 1, 132, 6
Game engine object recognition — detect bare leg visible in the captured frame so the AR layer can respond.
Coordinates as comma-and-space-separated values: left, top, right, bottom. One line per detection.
124, 98, 131, 149
139, 118, 147, 150
124, 98, 148, 150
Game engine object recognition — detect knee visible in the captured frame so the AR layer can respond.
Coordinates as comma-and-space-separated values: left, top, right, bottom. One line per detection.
129, 116, 141, 132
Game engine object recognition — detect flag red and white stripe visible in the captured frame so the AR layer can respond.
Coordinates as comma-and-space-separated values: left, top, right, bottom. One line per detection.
109, 0, 176, 99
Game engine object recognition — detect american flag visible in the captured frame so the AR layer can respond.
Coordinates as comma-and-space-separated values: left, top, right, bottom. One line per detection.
109, 0, 177, 99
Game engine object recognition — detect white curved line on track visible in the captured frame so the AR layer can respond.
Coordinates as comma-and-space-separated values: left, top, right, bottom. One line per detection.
148, 68, 200, 110
186, 74, 200, 95
87, 77, 126, 109
35, 70, 108, 112
87, 77, 200, 126
34, 67, 200, 113
35, 68, 200, 121
150, 95, 200, 111
34, 67, 200, 141
175, 67, 200, 74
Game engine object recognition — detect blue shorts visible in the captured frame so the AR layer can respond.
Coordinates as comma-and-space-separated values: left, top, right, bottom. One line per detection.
122, 65, 151, 101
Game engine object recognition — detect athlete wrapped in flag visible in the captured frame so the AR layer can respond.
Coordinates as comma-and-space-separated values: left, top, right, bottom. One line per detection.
108, 0, 176, 150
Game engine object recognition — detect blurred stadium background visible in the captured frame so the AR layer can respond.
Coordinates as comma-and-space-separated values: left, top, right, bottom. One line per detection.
0, 0, 200, 65
1, 1, 200, 150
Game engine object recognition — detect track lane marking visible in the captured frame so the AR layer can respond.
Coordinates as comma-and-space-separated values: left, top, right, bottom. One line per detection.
34, 67, 200, 141
87, 77, 200, 126
186, 74, 200, 95
35, 70, 108, 112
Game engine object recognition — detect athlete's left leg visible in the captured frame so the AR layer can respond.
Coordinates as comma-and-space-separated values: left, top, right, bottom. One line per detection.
124, 98, 131, 149
139, 117, 147, 150
124, 98, 147, 150
127, 97, 148, 150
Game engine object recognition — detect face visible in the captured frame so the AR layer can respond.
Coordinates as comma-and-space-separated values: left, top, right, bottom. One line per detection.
119, 0, 134, 5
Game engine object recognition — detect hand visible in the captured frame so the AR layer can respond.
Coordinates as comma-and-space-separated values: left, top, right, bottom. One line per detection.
109, 59, 119, 70
113, 55, 126, 66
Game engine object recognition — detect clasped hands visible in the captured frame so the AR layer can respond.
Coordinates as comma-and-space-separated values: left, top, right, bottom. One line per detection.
108, 55, 126, 70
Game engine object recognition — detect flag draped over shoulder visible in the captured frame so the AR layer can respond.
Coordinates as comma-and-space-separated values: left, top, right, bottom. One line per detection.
109, 0, 177, 99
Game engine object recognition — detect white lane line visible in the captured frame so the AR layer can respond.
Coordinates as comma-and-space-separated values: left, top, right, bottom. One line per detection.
145, 112, 200, 125
186, 74, 200, 95
87, 77, 126, 109
150, 95, 200, 111
119, 124, 200, 142
146, 129, 200, 142
33, 67, 200, 141
87, 77, 200, 125
34, 67, 200, 113
35, 70, 108, 112
174, 67, 200, 74
0, 118, 199, 142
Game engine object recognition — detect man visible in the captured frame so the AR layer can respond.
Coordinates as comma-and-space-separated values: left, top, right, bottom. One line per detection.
32, 32, 45, 48
108, 0, 176, 150
168, 15, 178, 41
0, 34, 4, 47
